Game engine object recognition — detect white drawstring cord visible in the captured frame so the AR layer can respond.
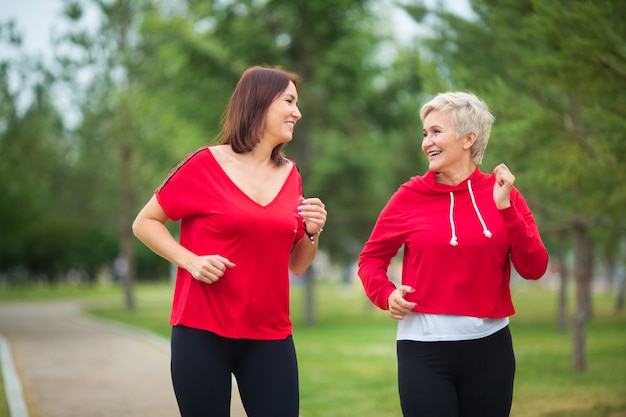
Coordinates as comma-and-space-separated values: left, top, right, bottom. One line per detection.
467, 180, 493, 238
448, 192, 458, 246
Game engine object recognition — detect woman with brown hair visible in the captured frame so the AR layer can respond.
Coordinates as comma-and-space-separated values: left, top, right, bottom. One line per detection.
132, 66, 327, 417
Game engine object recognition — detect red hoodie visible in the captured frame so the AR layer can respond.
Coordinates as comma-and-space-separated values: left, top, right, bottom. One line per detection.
358, 168, 548, 318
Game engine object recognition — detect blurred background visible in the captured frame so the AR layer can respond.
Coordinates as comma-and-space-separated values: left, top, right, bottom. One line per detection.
0, 0, 625, 415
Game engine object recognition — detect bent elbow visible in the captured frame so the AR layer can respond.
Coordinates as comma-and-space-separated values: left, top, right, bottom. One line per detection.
131, 219, 139, 238
520, 252, 550, 280
289, 265, 308, 277
131, 217, 144, 240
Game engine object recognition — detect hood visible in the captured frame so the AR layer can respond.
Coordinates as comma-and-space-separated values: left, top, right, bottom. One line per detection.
403, 167, 490, 195
403, 168, 494, 246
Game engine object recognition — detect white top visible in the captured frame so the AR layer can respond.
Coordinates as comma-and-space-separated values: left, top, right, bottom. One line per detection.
397, 312, 509, 342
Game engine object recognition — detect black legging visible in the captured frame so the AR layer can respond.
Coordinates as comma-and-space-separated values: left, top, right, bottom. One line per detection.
397, 326, 516, 417
171, 325, 299, 417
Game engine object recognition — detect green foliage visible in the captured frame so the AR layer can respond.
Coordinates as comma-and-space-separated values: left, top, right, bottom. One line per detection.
12, 220, 117, 279
0, 50, 119, 279
2, 0, 448, 279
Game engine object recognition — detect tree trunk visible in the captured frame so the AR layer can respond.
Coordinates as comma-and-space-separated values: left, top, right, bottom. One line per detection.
616, 238, 626, 312
120, 144, 136, 311
556, 230, 569, 331
119, 235, 136, 311
617, 272, 626, 312
604, 245, 615, 291
116, 1, 136, 312
572, 220, 592, 372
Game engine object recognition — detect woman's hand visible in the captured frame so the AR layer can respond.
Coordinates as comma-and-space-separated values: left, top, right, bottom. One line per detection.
298, 196, 327, 234
388, 285, 417, 320
186, 254, 236, 284
492, 163, 515, 209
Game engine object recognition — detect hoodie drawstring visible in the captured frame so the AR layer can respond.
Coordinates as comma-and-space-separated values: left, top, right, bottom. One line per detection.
468, 180, 493, 239
448, 179, 493, 246
448, 192, 458, 246
450, 191, 459, 246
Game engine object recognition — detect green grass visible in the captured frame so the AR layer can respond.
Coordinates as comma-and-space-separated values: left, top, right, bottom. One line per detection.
1, 280, 625, 417
291, 285, 400, 416
293, 283, 626, 417
506, 289, 626, 417
0, 282, 121, 301
0, 363, 7, 417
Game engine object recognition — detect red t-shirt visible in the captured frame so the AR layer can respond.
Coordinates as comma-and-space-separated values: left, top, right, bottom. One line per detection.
156, 147, 305, 340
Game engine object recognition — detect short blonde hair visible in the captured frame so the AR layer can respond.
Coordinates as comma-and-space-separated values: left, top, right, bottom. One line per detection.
419, 92, 495, 165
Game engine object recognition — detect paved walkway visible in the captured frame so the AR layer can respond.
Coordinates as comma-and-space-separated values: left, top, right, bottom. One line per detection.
0, 300, 247, 417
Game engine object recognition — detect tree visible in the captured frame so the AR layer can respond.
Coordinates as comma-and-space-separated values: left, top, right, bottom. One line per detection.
55, 0, 181, 308
0, 19, 119, 282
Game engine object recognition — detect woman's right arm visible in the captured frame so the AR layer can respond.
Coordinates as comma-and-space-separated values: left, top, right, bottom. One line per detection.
358, 191, 408, 311
132, 194, 194, 268
132, 195, 235, 283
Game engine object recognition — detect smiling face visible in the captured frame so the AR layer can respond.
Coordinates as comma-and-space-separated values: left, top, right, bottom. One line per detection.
261, 81, 302, 145
422, 110, 475, 183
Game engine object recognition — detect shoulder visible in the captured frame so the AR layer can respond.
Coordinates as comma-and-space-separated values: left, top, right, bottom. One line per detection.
157, 146, 209, 190
174, 147, 213, 174
396, 172, 431, 197
283, 158, 295, 171
207, 144, 229, 165
172, 146, 211, 168
285, 160, 301, 189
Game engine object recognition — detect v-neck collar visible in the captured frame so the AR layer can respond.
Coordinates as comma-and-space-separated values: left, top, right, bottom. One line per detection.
206, 147, 296, 208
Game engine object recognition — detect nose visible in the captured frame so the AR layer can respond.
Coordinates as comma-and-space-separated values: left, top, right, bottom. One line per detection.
293, 106, 302, 120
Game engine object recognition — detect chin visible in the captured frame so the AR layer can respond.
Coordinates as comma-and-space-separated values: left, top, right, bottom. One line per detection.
428, 162, 441, 172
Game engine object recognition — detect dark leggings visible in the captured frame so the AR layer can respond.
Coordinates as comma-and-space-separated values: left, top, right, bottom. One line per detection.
171, 325, 299, 417
397, 326, 515, 417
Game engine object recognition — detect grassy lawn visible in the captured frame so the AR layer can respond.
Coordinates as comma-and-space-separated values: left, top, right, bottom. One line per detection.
0, 365, 7, 417
291, 282, 626, 417
506, 289, 626, 417
1, 280, 625, 417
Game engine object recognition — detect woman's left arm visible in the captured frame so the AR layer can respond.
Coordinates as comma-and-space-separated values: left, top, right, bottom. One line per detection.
501, 194, 549, 280
493, 164, 548, 280
289, 196, 327, 275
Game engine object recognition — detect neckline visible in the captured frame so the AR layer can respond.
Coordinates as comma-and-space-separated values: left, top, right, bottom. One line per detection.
206, 146, 296, 208
429, 167, 483, 189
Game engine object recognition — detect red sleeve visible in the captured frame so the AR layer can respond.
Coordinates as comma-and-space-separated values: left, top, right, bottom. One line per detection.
500, 188, 549, 280
358, 189, 409, 311
155, 148, 209, 221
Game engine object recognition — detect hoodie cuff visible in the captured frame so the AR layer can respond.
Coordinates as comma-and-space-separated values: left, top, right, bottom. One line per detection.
499, 201, 522, 226
373, 284, 397, 311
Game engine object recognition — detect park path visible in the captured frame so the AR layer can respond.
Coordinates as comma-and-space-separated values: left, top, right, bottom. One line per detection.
0, 300, 247, 417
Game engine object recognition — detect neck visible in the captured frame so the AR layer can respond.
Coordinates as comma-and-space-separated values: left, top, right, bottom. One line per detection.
228, 143, 274, 166
435, 163, 476, 186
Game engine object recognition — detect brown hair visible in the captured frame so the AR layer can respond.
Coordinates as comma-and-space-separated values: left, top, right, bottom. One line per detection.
217, 65, 302, 166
